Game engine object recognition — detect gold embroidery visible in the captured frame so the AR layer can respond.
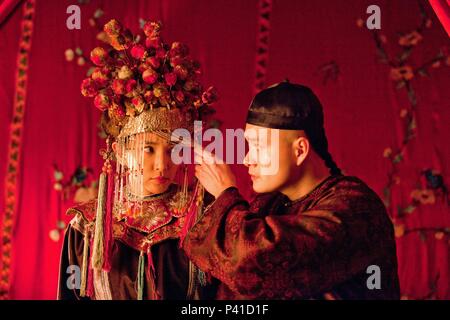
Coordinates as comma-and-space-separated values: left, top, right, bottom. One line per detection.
117, 108, 192, 139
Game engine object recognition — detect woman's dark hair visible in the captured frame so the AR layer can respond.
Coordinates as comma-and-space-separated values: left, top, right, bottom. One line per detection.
247, 81, 341, 175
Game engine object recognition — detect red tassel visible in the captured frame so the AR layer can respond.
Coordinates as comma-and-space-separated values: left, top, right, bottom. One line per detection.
102, 169, 114, 271
146, 247, 160, 300
146, 248, 155, 276
178, 184, 200, 247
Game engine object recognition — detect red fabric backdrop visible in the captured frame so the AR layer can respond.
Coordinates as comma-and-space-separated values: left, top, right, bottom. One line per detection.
0, 0, 449, 299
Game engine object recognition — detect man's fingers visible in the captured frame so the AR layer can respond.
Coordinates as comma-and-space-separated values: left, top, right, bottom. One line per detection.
195, 170, 207, 184
195, 164, 207, 178
194, 164, 203, 175
201, 162, 221, 181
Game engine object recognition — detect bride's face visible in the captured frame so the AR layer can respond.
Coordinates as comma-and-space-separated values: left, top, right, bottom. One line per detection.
141, 132, 179, 195
113, 132, 179, 196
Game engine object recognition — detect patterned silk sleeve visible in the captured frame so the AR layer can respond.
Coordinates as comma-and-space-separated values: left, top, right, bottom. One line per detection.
183, 180, 398, 299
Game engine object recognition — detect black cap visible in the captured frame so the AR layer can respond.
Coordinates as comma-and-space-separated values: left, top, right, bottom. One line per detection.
246, 82, 324, 130
246, 81, 341, 175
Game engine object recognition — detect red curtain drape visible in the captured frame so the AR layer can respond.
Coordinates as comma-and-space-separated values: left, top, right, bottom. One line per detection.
0, 0, 22, 26
429, 0, 450, 36
0, 0, 449, 299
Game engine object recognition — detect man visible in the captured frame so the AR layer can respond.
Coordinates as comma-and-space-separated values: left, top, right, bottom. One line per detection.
183, 81, 400, 299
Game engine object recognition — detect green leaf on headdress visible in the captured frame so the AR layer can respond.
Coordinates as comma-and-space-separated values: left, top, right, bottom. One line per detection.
75, 47, 83, 56
139, 18, 146, 29
86, 67, 95, 77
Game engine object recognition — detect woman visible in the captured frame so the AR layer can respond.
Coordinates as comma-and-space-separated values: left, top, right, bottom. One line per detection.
58, 19, 218, 300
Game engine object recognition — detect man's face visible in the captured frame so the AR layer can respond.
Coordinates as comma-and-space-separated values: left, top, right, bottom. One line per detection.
244, 124, 301, 194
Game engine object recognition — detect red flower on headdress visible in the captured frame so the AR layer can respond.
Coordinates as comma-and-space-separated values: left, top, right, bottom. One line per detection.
131, 44, 146, 60
169, 55, 184, 68
104, 20, 132, 51
125, 79, 137, 93
112, 79, 126, 95
109, 36, 128, 51
153, 83, 169, 98
131, 96, 145, 113
112, 102, 126, 119
91, 67, 110, 87
90, 47, 108, 66
145, 37, 161, 49
104, 19, 122, 37
143, 21, 162, 38
142, 68, 158, 84
146, 56, 161, 69
155, 48, 166, 59
94, 93, 110, 111
138, 62, 149, 74
174, 65, 188, 80
143, 90, 154, 103
175, 91, 185, 103
169, 42, 189, 58
80, 18, 218, 134
81, 78, 98, 97
164, 72, 177, 86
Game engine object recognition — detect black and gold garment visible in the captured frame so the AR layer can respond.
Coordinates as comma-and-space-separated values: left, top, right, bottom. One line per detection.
58, 185, 217, 300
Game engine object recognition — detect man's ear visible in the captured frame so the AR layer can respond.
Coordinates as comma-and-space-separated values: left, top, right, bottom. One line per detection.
293, 136, 309, 166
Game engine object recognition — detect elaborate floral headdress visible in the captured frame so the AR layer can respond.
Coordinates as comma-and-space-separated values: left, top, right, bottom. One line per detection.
77, 19, 217, 299
81, 19, 217, 138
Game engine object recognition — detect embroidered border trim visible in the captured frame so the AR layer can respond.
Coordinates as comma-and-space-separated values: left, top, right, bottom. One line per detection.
0, 0, 36, 300
253, 0, 273, 95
